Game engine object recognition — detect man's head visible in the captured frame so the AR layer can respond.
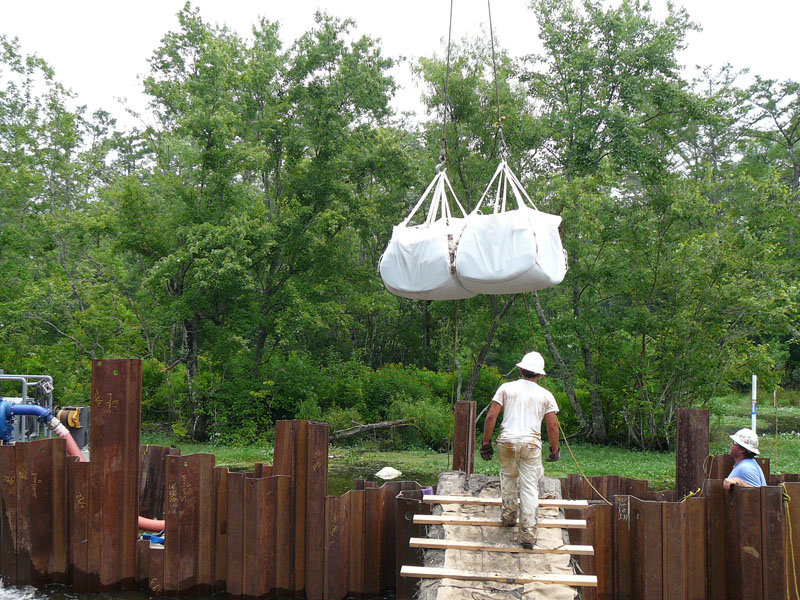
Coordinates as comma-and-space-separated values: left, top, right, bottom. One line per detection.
516, 352, 545, 380
729, 428, 759, 459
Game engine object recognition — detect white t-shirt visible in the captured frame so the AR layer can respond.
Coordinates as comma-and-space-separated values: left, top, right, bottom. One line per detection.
492, 379, 559, 446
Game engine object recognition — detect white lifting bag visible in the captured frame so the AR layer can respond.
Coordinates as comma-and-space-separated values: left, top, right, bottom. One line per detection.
455, 161, 568, 294
379, 170, 477, 300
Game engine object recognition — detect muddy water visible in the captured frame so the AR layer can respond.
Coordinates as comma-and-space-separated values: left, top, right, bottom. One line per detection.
327, 462, 438, 495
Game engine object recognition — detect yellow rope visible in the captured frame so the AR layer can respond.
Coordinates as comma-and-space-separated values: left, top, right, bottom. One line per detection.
521, 294, 612, 504
677, 455, 715, 502
558, 419, 612, 506
781, 483, 799, 600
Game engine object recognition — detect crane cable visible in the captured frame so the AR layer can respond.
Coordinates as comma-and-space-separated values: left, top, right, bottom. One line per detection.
438, 0, 455, 170
487, 0, 508, 159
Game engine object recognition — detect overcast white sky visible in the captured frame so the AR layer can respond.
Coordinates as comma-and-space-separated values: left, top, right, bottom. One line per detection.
2, 1, 799, 129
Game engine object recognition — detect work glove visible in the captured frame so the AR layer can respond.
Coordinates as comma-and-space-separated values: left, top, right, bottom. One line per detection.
546, 448, 561, 462
480, 443, 494, 461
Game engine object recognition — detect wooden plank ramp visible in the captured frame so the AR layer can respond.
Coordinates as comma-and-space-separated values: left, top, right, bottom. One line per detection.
413, 514, 587, 529
423, 495, 588, 508
409, 537, 594, 555
401, 566, 598, 587
402, 483, 599, 595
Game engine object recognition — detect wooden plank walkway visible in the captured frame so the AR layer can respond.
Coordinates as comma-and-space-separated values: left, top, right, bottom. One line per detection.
401, 566, 598, 587
413, 514, 587, 529
403, 483, 598, 594
423, 495, 588, 508
408, 537, 594, 555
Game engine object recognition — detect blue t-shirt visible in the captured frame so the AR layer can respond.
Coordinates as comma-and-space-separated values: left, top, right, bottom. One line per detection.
728, 458, 767, 487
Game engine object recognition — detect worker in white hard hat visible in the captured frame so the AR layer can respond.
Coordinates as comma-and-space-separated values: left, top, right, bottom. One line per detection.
479, 351, 560, 548
723, 428, 766, 489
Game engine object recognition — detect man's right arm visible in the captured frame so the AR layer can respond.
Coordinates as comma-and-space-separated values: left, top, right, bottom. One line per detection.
480, 402, 502, 461
482, 402, 502, 446
544, 411, 560, 462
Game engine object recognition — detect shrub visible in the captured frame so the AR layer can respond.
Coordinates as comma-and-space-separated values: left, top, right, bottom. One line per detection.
386, 395, 454, 450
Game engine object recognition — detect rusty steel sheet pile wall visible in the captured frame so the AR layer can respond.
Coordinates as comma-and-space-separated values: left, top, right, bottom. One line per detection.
87, 358, 142, 592
272, 419, 329, 598
324, 480, 428, 600
2, 362, 798, 600
559, 472, 787, 600
452, 401, 476, 474
676, 408, 709, 497
0, 438, 68, 587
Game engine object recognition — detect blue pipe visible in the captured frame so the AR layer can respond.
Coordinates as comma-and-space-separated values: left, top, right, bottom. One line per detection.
0, 402, 12, 444
9, 403, 53, 422
0, 402, 54, 444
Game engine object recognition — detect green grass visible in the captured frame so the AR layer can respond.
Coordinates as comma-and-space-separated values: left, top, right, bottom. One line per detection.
472, 441, 678, 490
141, 390, 800, 491
141, 429, 274, 469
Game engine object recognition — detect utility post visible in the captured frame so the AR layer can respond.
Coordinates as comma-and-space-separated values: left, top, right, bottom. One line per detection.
751, 374, 758, 433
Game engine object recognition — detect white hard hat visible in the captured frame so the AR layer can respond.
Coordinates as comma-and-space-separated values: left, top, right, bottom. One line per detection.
730, 428, 759, 455
516, 351, 546, 375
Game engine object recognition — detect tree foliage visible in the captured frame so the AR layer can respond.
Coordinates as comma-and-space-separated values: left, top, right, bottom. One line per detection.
1, 1, 797, 449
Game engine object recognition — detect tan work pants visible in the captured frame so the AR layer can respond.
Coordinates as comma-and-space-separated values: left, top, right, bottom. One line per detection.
497, 441, 544, 544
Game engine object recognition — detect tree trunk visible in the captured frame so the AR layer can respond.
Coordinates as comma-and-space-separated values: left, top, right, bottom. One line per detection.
329, 419, 407, 441
572, 285, 608, 442
183, 318, 203, 440
463, 295, 517, 403
531, 291, 590, 433
422, 300, 432, 369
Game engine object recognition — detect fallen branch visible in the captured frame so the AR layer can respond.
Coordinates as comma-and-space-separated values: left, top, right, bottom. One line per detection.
329, 419, 408, 442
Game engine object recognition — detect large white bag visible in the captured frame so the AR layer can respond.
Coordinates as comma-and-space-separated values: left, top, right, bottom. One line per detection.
455, 161, 568, 294
379, 170, 477, 300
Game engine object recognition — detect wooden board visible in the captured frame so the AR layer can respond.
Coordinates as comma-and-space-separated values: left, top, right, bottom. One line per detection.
408, 537, 594, 555
423, 494, 588, 508
413, 514, 586, 528
400, 565, 598, 587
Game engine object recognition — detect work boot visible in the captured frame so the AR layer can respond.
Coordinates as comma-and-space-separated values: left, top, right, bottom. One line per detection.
518, 528, 538, 549
502, 515, 516, 527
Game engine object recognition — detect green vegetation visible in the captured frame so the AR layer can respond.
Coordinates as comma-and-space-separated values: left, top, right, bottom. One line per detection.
144, 392, 800, 496
1, 1, 799, 451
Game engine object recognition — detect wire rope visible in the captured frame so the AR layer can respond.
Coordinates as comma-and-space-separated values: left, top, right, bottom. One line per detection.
438, 0, 455, 169
486, 0, 507, 158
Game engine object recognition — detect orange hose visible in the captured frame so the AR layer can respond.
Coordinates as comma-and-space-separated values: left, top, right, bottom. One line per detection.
138, 516, 166, 532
